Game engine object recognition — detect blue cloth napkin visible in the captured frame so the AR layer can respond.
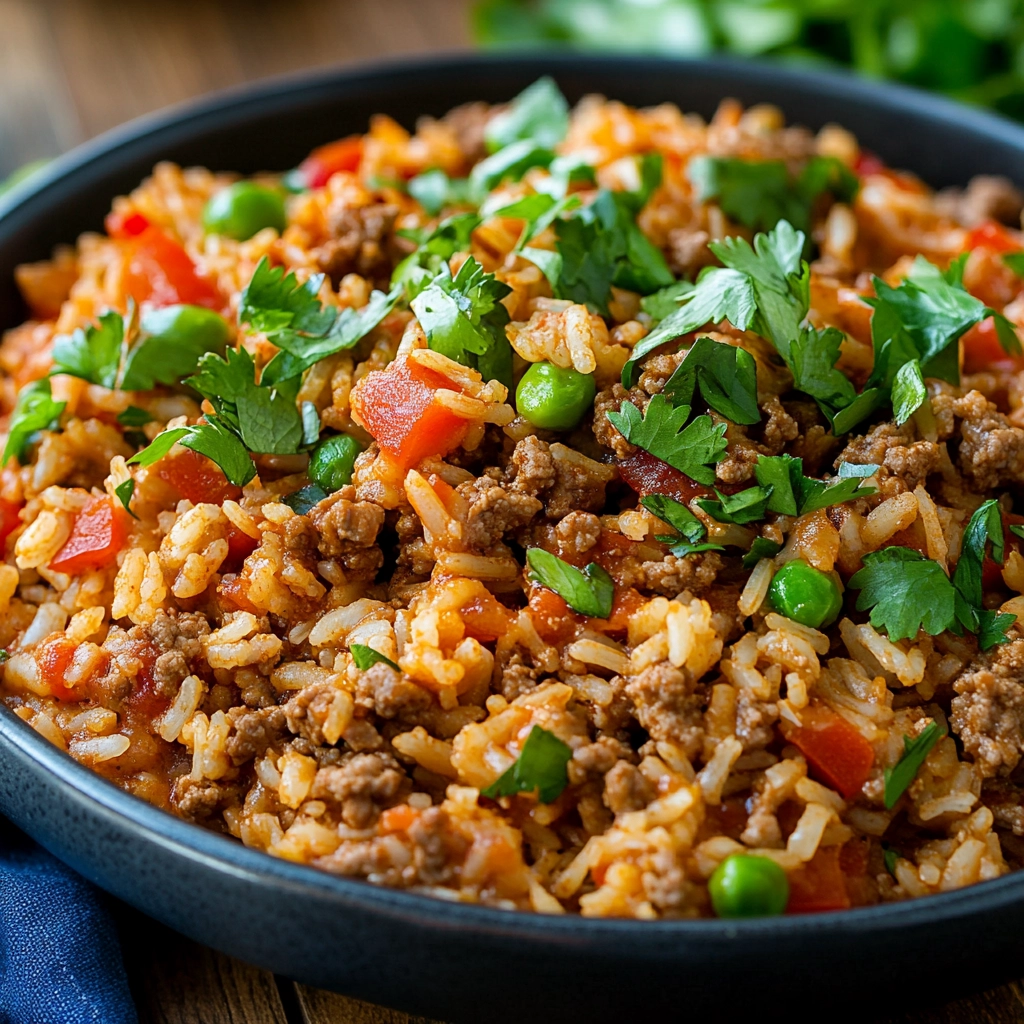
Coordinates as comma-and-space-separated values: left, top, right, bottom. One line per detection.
0, 820, 137, 1024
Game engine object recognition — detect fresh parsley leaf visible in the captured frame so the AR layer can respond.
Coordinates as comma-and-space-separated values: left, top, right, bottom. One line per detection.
978, 610, 1017, 651
883, 722, 945, 809
754, 453, 875, 517
121, 305, 230, 391
662, 336, 760, 425
484, 191, 581, 250
1003, 252, 1024, 278
952, 499, 1004, 615
51, 310, 124, 389
2, 379, 66, 465
485, 76, 569, 153
606, 396, 727, 485
408, 169, 480, 215
688, 155, 858, 236
187, 348, 305, 455
114, 478, 137, 519
788, 326, 860, 426
411, 256, 514, 387
743, 537, 783, 568
117, 406, 154, 427
471, 141, 555, 193
526, 548, 614, 618
848, 547, 959, 642
283, 483, 329, 515
640, 280, 695, 320
641, 493, 724, 556
481, 724, 573, 804
697, 485, 772, 524
350, 643, 400, 671
836, 462, 880, 478
128, 419, 256, 487
392, 213, 482, 299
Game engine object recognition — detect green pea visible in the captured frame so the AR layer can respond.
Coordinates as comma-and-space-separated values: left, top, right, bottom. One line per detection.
767, 559, 843, 629
202, 182, 287, 241
309, 434, 364, 493
515, 361, 596, 431
123, 305, 229, 389
708, 854, 789, 919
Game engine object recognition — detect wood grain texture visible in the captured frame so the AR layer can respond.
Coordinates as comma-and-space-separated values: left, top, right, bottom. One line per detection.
296, 985, 442, 1024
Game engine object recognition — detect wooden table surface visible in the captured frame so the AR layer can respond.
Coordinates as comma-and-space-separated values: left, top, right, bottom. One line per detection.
3, 2, 1024, 1021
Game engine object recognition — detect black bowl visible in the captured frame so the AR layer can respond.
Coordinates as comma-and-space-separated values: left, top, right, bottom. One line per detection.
3, 54, 1024, 1024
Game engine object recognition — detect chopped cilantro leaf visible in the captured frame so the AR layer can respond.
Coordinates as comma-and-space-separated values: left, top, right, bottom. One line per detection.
350, 643, 400, 671
640, 280, 695, 321
470, 140, 555, 193
128, 418, 256, 487
51, 311, 124, 389
411, 256, 514, 388
117, 406, 154, 427
689, 155, 858, 236
952, 500, 1005, 635
121, 305, 230, 391
884, 722, 945, 809
283, 483, 328, 515
114, 478, 137, 519
1003, 252, 1024, 278
484, 192, 581, 251
848, 547, 958, 642
2, 379, 66, 465
754, 453, 875, 517
697, 485, 772, 525
979, 610, 1017, 651
485, 77, 569, 154
526, 548, 614, 618
662, 336, 760, 426
882, 844, 900, 877
836, 462, 880, 479
641, 493, 724, 556
408, 169, 480, 215
481, 725, 573, 804
788, 326, 859, 426
392, 213, 482, 299
606, 396, 727, 485
743, 537, 783, 569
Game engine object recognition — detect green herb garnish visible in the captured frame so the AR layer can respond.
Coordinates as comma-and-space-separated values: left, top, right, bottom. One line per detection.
481, 725, 573, 804
350, 643, 400, 671
526, 548, 614, 618
884, 722, 945, 809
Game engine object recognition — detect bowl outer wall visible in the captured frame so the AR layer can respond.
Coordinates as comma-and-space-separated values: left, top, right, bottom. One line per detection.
2, 53, 1024, 1020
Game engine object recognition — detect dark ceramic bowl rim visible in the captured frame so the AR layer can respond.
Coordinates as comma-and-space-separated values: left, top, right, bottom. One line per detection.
3, 50, 1024, 942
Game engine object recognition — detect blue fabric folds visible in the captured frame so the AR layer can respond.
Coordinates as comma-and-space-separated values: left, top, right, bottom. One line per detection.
0, 820, 137, 1024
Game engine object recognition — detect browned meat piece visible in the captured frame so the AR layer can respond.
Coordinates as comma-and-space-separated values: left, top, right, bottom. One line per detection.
951, 639, 1024, 777
506, 434, 557, 496
504, 436, 613, 519
592, 383, 643, 459
569, 735, 635, 784
283, 682, 346, 746
498, 655, 538, 702
457, 477, 542, 550
225, 705, 287, 764
354, 662, 433, 720
308, 491, 385, 578
440, 101, 492, 165
282, 514, 319, 555
625, 661, 705, 758
171, 776, 243, 825
637, 552, 722, 597
952, 390, 1024, 492
554, 510, 602, 555
836, 421, 944, 494
735, 692, 778, 752
983, 779, 1024, 835
314, 202, 398, 287
311, 751, 410, 828
603, 760, 655, 814
935, 175, 1024, 228
666, 227, 714, 278
123, 610, 211, 699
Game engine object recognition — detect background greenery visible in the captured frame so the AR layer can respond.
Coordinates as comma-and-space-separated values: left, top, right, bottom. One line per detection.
473, 0, 1024, 122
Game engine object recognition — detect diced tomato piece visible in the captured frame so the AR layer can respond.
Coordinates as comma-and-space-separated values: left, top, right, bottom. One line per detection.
528, 585, 579, 645
618, 448, 711, 503
105, 209, 152, 239
786, 845, 851, 914
157, 449, 242, 505
853, 150, 885, 177
962, 317, 1024, 374
218, 576, 258, 614
126, 660, 170, 720
299, 135, 364, 189
379, 804, 420, 834
118, 223, 222, 311
780, 704, 875, 800
49, 496, 128, 574
0, 498, 23, 550
37, 634, 79, 701
966, 221, 1021, 255
592, 586, 645, 635
223, 525, 259, 574
350, 358, 471, 470
460, 591, 510, 642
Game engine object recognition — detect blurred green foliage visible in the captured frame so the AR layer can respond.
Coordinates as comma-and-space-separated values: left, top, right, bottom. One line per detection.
472, 0, 1024, 121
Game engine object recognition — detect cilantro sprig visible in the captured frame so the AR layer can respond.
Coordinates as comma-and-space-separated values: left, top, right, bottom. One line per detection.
526, 548, 614, 618
883, 722, 945, 809
2, 379, 65, 465
662, 336, 760, 426
606, 396, 727, 485
640, 493, 723, 556
754, 454, 875, 517
481, 724, 573, 804
484, 76, 569, 154
350, 643, 400, 671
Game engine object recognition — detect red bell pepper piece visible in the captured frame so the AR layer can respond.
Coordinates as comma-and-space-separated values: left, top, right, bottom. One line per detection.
0, 498, 22, 550
49, 495, 128, 574
107, 211, 222, 311
780, 704, 875, 800
965, 220, 1022, 254
157, 449, 242, 505
299, 135, 363, 189
350, 357, 471, 469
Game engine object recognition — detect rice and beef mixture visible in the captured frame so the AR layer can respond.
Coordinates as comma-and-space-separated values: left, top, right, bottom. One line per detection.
5, 79, 1024, 918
